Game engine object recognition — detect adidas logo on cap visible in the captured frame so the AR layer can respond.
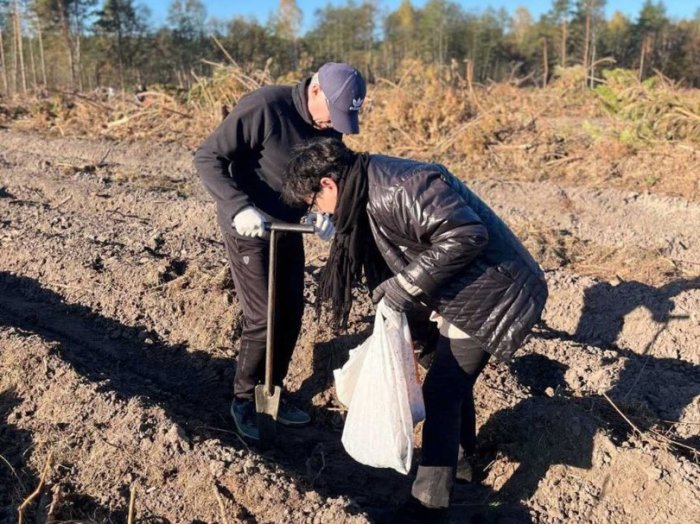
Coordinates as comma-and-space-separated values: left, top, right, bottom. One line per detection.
349, 98, 364, 111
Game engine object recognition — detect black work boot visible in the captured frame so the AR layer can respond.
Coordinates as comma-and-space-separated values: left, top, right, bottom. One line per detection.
390, 496, 448, 524
277, 397, 311, 427
230, 397, 260, 441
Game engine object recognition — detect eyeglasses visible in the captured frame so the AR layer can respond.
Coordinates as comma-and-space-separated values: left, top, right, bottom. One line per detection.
307, 189, 320, 214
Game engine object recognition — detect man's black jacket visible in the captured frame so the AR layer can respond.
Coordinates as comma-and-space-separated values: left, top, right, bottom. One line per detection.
194, 78, 340, 238
365, 155, 548, 361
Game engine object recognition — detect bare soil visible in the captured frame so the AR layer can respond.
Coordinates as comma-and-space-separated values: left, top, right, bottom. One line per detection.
1, 129, 698, 523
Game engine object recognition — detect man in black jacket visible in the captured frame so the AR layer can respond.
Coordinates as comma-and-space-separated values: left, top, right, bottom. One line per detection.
194, 64, 366, 441
282, 137, 548, 522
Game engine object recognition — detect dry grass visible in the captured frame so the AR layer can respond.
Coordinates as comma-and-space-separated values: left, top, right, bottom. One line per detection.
1, 60, 273, 148
0, 60, 698, 201
17, 452, 52, 524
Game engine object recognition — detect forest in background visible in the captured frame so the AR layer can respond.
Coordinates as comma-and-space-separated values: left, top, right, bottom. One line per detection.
0, 0, 699, 97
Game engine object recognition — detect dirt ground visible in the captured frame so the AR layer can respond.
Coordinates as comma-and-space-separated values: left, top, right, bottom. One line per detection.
1, 129, 698, 523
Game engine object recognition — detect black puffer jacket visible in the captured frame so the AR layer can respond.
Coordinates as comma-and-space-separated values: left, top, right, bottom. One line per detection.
365, 155, 548, 361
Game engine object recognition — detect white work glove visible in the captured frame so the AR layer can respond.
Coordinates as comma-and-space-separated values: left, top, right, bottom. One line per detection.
312, 213, 335, 241
232, 207, 266, 238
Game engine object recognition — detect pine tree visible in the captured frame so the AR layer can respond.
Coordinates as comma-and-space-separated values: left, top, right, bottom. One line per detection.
632, 0, 668, 79
35, 0, 97, 89
94, 0, 147, 89
274, 0, 302, 69
167, 0, 207, 87
573, 0, 606, 86
550, 0, 572, 66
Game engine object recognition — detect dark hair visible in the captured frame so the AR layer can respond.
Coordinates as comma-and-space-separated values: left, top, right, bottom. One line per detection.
283, 137, 356, 206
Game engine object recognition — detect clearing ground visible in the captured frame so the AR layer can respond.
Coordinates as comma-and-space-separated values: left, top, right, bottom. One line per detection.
1, 129, 698, 523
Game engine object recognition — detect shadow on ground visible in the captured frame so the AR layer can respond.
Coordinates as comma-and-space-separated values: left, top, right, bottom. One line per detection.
475, 275, 700, 504
4, 271, 696, 522
0, 273, 469, 521
0, 389, 115, 522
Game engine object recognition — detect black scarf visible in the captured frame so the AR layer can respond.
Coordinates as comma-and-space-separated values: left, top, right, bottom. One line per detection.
318, 153, 390, 328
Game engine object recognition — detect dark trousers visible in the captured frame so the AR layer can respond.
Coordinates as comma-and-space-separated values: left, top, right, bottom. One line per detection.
221, 229, 305, 400
412, 335, 490, 508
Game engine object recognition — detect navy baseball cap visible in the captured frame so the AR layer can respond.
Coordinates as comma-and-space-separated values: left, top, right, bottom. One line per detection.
318, 63, 366, 134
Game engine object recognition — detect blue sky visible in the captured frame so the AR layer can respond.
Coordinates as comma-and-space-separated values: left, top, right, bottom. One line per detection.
145, 0, 698, 30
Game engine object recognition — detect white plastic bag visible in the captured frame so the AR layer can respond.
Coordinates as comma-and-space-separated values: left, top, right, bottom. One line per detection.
333, 338, 371, 408
334, 300, 425, 474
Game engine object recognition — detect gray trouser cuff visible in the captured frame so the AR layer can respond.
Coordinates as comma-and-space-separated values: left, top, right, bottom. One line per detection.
411, 465, 453, 508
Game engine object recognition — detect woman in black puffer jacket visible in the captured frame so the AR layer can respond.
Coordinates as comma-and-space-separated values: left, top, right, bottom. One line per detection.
283, 137, 548, 523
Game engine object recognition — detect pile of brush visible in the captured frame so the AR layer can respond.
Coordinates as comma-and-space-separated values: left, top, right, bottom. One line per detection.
5, 58, 274, 148
594, 68, 700, 143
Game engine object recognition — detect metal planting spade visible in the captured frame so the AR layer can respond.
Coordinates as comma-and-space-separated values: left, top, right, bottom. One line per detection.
255, 222, 316, 446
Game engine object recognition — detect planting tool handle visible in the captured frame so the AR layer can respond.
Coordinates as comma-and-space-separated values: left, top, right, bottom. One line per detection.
265, 229, 277, 396
264, 221, 317, 395
265, 222, 316, 234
